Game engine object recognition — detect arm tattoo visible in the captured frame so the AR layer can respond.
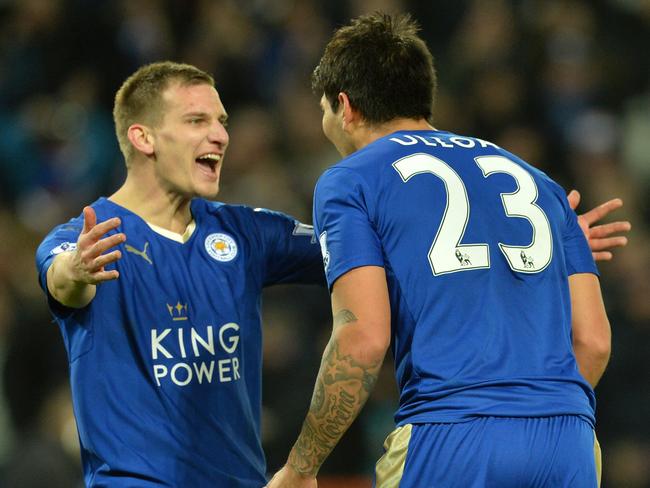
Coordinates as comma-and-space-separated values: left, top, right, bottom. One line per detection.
333, 309, 358, 327
287, 329, 383, 476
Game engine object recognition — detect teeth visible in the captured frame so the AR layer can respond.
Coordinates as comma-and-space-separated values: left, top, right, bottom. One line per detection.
197, 153, 221, 162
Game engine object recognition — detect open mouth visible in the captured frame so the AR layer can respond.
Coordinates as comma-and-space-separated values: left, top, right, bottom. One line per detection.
195, 153, 221, 177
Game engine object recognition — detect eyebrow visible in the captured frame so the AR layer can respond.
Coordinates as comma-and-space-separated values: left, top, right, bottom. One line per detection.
183, 111, 228, 121
183, 112, 208, 118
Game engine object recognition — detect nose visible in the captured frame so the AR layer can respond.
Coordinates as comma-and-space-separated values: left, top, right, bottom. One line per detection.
208, 120, 229, 148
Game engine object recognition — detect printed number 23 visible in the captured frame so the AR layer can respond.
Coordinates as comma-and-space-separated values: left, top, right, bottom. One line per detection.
392, 154, 553, 275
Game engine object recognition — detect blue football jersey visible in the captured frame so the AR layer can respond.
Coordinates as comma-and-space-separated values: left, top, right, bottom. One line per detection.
313, 130, 599, 428
36, 197, 323, 487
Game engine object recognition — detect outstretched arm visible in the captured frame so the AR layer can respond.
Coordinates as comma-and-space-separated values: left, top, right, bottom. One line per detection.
267, 266, 391, 487
47, 206, 125, 308
567, 190, 631, 261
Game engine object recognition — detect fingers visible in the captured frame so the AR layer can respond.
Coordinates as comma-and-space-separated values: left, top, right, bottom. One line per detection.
79, 234, 125, 282
79, 247, 123, 285
77, 246, 123, 284
589, 236, 628, 251
73, 211, 126, 284
83, 217, 122, 242
89, 233, 126, 257
92, 249, 122, 270
89, 269, 120, 283
580, 198, 624, 225
592, 251, 613, 262
567, 189, 581, 211
589, 221, 632, 239
82, 206, 97, 234
77, 217, 122, 255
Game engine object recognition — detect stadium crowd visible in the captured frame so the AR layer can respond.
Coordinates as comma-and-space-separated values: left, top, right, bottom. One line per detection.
0, 0, 648, 486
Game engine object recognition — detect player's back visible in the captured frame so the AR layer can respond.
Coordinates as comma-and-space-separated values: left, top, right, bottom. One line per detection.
314, 130, 597, 427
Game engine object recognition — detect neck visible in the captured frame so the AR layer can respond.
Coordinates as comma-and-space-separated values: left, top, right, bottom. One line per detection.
353, 118, 435, 152
109, 165, 193, 234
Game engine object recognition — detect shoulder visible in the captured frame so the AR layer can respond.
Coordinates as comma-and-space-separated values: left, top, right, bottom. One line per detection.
36, 198, 103, 269
319, 135, 413, 187
198, 199, 288, 223
196, 199, 256, 223
315, 164, 370, 207
40, 197, 109, 243
197, 199, 303, 235
89, 197, 128, 220
512, 156, 567, 200
490, 149, 571, 220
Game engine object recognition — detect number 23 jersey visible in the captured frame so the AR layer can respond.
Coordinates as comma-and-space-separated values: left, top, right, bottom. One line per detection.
313, 130, 599, 428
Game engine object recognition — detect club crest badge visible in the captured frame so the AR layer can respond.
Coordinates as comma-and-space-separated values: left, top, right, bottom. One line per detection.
205, 233, 238, 262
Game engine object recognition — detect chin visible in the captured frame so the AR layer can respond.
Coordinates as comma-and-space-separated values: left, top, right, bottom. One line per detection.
194, 182, 220, 200
202, 188, 221, 201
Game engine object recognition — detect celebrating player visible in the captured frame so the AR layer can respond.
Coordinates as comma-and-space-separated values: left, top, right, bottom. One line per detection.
268, 13, 622, 487
35, 62, 323, 487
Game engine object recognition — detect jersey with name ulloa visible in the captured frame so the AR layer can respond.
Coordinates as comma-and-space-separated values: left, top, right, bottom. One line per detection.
36, 198, 323, 487
313, 130, 599, 428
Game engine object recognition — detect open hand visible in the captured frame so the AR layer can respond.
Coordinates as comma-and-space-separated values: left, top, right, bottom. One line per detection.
69, 206, 126, 284
567, 190, 631, 261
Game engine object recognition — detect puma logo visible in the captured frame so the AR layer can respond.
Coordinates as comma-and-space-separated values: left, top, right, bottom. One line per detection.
125, 242, 153, 265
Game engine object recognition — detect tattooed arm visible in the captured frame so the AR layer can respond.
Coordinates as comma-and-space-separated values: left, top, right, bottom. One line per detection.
266, 266, 391, 487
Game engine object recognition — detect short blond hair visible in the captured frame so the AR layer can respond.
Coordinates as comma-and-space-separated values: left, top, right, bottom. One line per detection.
113, 61, 214, 163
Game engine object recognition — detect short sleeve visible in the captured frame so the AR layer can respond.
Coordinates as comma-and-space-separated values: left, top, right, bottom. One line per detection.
562, 200, 599, 276
35, 216, 85, 315
35, 218, 84, 290
313, 167, 385, 289
251, 208, 325, 286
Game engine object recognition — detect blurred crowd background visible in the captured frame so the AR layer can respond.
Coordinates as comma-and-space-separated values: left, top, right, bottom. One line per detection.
0, 0, 648, 486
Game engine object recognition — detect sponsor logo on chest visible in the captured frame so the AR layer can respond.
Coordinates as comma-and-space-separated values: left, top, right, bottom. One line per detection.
151, 302, 242, 387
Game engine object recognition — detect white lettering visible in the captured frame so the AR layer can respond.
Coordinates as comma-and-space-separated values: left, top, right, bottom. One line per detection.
153, 359, 239, 386
218, 359, 232, 382
390, 135, 419, 145
432, 137, 454, 148
232, 357, 240, 380
389, 135, 497, 150
151, 329, 173, 359
191, 326, 215, 356
153, 365, 168, 386
477, 138, 500, 149
178, 328, 187, 358
150, 322, 243, 386
171, 363, 192, 386
193, 361, 215, 384
449, 137, 475, 148
414, 135, 437, 146
219, 323, 240, 354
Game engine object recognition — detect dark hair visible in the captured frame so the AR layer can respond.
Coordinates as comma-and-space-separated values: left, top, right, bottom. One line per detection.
113, 61, 214, 162
312, 12, 436, 124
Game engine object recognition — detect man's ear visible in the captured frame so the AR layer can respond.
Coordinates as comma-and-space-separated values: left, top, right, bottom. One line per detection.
127, 124, 155, 157
338, 92, 357, 131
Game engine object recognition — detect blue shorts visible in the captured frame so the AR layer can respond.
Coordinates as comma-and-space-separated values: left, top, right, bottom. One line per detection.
374, 416, 601, 488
